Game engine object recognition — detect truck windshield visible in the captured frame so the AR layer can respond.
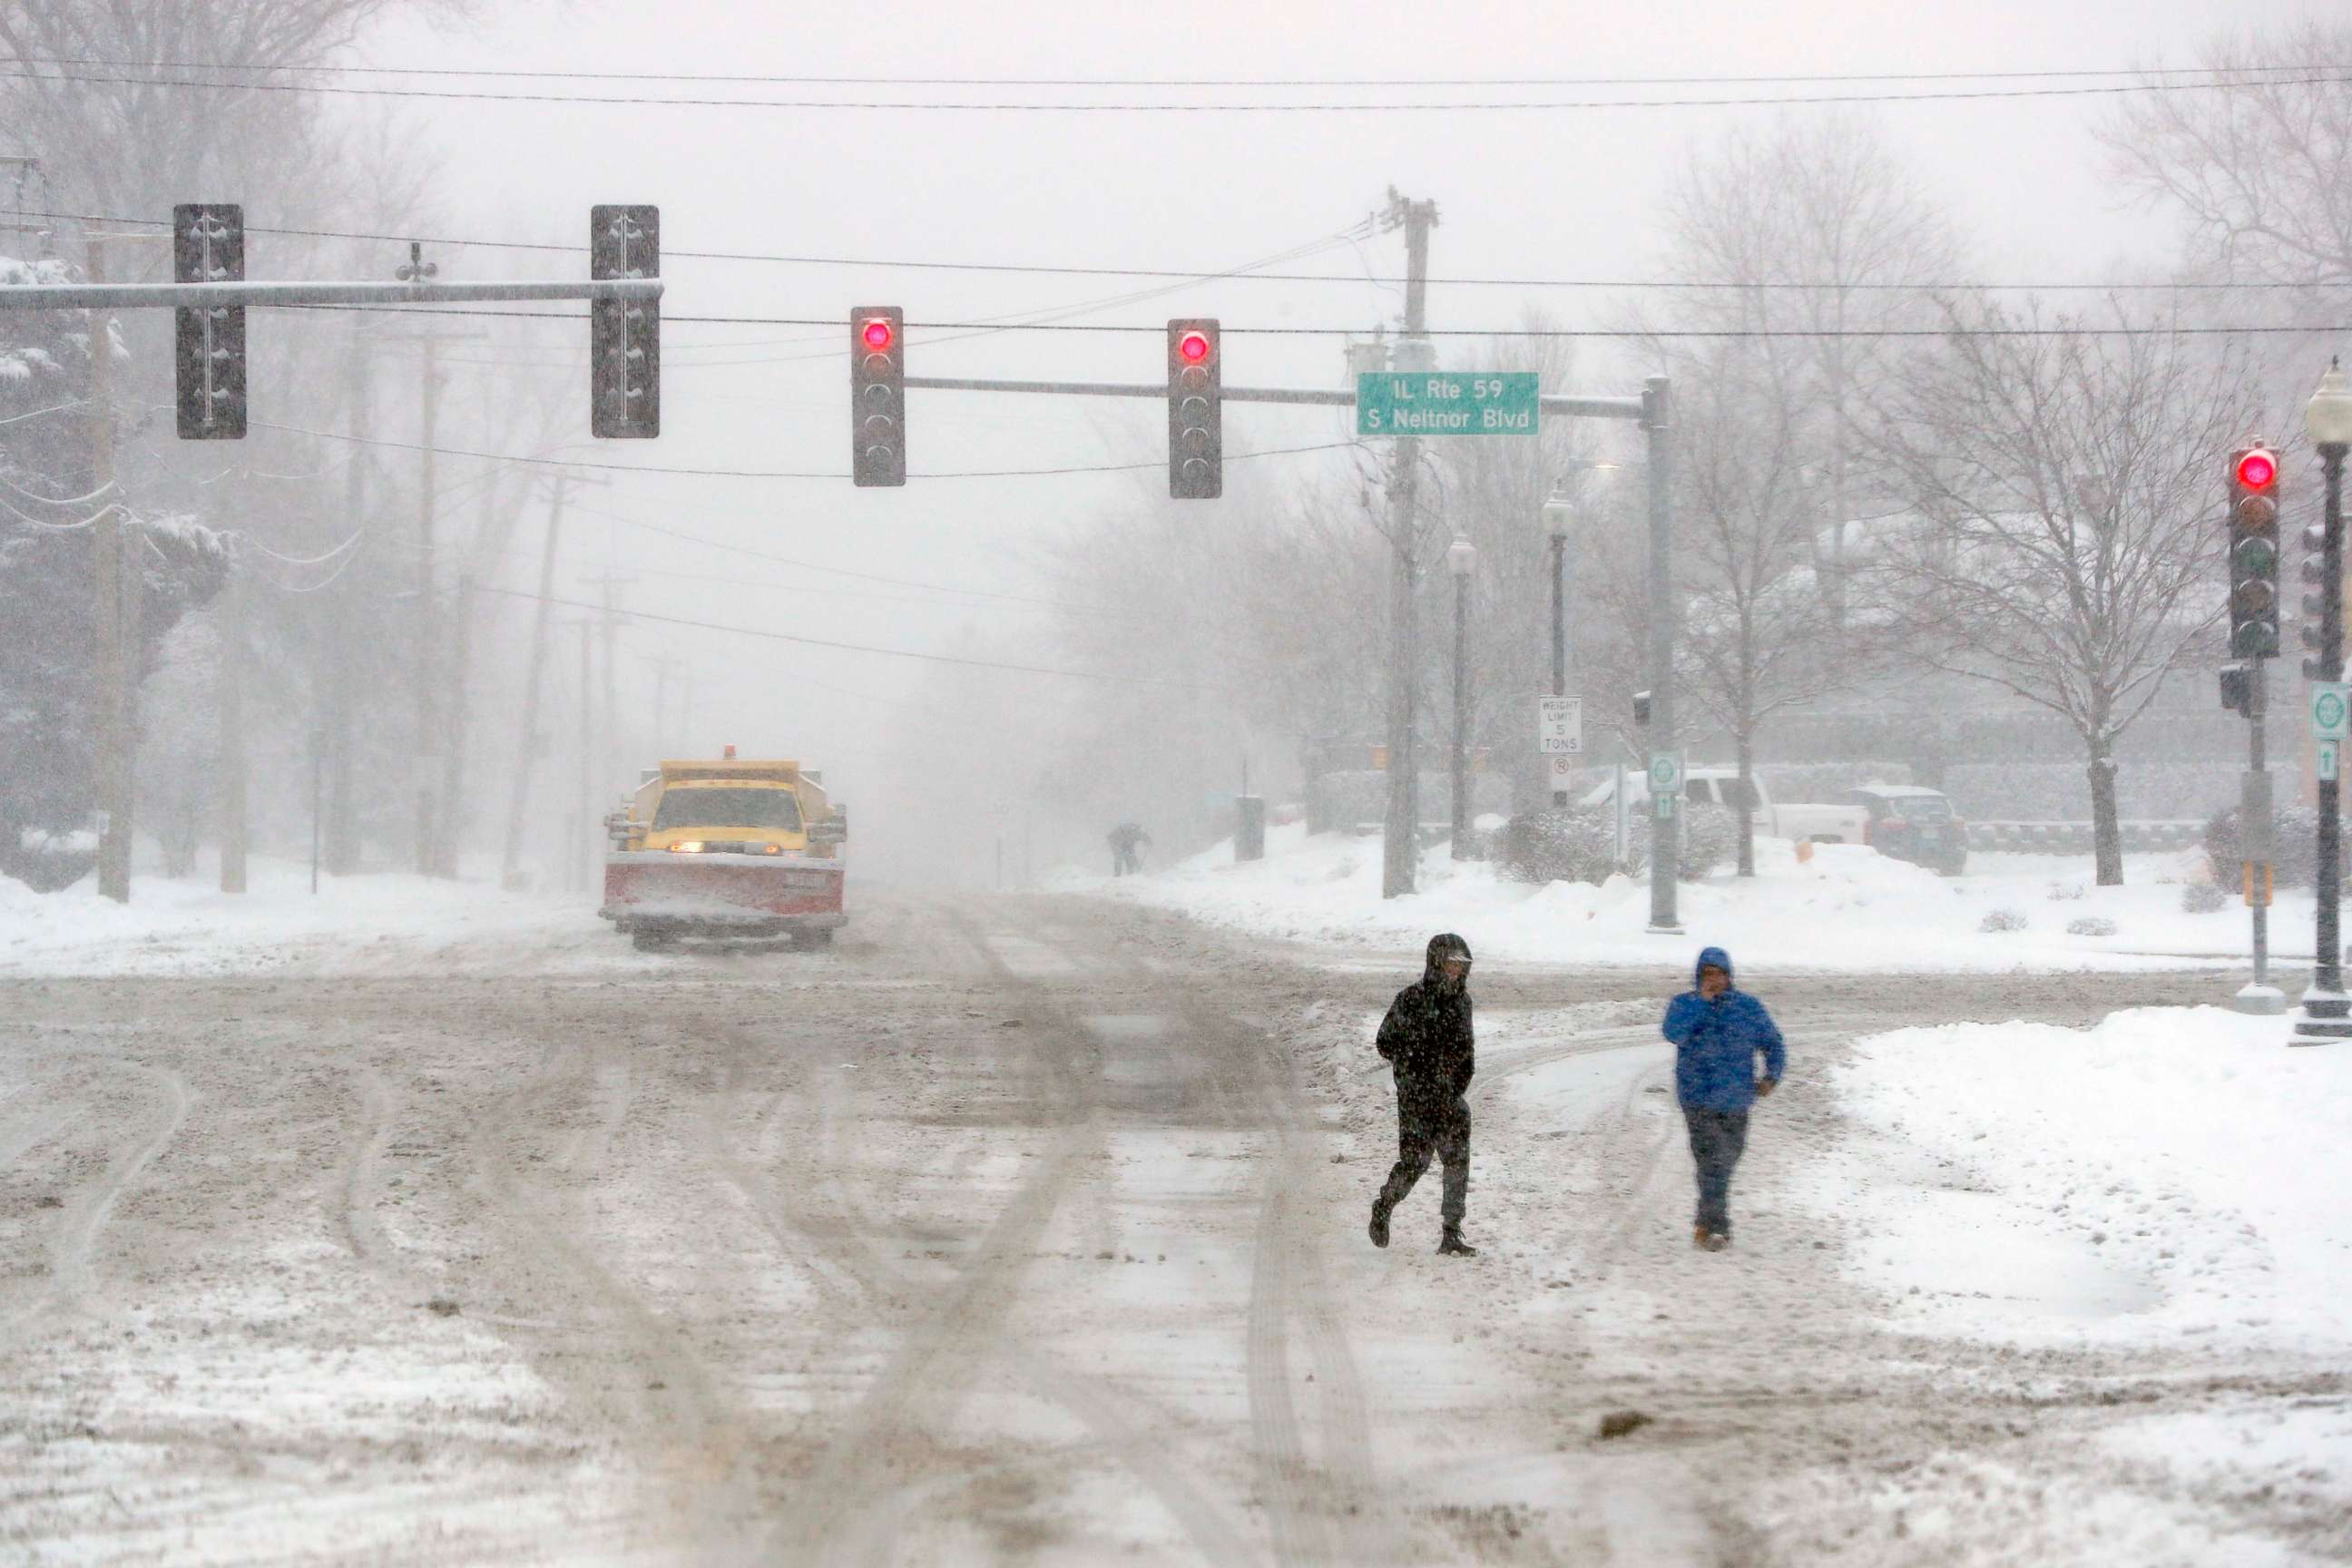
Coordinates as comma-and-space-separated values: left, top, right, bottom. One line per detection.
652, 788, 804, 833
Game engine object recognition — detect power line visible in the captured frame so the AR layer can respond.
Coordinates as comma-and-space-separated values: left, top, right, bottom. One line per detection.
9, 206, 2337, 291
21, 58, 2344, 88
9, 65, 2352, 113
251, 420, 1366, 479
263, 308, 2352, 341
561, 501, 1122, 612
470, 583, 1210, 689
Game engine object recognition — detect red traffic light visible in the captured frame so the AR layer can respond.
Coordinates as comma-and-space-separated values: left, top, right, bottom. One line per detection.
1179, 329, 1211, 364
2238, 448, 2278, 489
862, 316, 895, 351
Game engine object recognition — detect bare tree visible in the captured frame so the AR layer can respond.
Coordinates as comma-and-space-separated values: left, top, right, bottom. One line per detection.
1674, 342, 1848, 876
1867, 301, 2261, 885
1651, 113, 1960, 619
2102, 23, 2352, 292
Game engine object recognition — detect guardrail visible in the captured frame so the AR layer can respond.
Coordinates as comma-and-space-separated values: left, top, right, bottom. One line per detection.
1964, 820, 2205, 854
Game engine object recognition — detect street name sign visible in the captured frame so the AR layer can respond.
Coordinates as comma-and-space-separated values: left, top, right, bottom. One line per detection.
1357, 372, 1539, 436
1537, 696, 1583, 755
2313, 681, 2349, 742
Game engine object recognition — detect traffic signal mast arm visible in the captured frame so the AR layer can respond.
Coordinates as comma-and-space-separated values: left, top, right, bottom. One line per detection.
0, 278, 663, 309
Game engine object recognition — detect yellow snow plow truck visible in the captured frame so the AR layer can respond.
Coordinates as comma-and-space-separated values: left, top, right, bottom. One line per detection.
601, 750, 848, 951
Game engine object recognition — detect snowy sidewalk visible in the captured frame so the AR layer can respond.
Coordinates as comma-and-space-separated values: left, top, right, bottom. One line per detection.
1083, 823, 2310, 974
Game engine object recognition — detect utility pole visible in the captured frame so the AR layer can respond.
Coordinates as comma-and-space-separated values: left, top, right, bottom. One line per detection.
1381, 189, 1438, 899
325, 332, 368, 876
218, 553, 248, 893
573, 619, 596, 894
504, 475, 572, 889
646, 652, 680, 756
413, 332, 442, 876
1644, 375, 1683, 933
580, 571, 633, 785
87, 236, 134, 904
1447, 537, 1476, 858
436, 572, 475, 878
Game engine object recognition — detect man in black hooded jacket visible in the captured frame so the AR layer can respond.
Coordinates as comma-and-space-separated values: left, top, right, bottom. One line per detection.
1369, 932, 1478, 1256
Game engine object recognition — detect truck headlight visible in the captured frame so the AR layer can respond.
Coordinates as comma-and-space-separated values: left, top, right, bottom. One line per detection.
669, 841, 705, 854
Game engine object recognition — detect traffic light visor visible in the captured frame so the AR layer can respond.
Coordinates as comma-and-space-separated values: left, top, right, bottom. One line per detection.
2238, 449, 2278, 488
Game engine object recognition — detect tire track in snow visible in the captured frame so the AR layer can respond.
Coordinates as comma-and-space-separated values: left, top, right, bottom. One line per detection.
5, 1059, 190, 1329
760, 906, 1105, 1566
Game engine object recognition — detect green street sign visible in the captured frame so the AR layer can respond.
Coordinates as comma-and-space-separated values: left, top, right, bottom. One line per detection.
1356, 372, 1539, 436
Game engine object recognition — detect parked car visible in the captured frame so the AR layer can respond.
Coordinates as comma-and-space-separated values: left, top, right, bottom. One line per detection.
1582, 768, 1869, 845
1847, 784, 1968, 875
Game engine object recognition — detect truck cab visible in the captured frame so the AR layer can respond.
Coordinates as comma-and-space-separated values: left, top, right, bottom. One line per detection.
603, 753, 848, 949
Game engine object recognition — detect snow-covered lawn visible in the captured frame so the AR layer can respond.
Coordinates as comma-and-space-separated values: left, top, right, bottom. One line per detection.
1811, 1004, 2352, 1353
1083, 822, 2300, 973
1763, 1004, 2352, 1563
0, 854, 634, 976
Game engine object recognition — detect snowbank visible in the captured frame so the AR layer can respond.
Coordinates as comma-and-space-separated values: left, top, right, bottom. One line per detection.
1811, 1005, 2352, 1353
0, 855, 635, 977
1081, 823, 2295, 973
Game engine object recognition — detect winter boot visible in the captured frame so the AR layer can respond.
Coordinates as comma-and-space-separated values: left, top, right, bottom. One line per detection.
1368, 1200, 1392, 1250
1436, 1228, 1478, 1257
1693, 1226, 1711, 1250
1701, 1231, 1730, 1253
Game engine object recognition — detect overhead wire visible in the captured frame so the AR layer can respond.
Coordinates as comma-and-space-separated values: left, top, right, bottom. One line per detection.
559, 500, 1122, 612
250, 420, 1367, 480
469, 583, 1214, 689
20, 58, 2344, 88
8, 65, 2352, 113
7, 205, 2338, 292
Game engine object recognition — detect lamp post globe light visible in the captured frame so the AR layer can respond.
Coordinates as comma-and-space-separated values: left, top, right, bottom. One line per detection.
2297, 361, 2352, 1044
1447, 537, 1478, 861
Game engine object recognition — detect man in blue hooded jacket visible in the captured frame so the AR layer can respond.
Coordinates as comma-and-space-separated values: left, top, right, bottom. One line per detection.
1661, 946, 1784, 1251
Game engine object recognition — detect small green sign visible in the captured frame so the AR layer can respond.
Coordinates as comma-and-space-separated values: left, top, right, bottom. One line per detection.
1357, 372, 1539, 436
2314, 681, 2350, 742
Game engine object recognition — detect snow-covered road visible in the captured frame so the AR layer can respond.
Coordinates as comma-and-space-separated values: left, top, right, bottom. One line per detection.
1, 893, 2343, 1565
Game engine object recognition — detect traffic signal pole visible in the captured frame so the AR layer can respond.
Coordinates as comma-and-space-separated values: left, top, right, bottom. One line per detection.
86, 237, 134, 905
2297, 426, 2351, 1043
1644, 377, 1682, 934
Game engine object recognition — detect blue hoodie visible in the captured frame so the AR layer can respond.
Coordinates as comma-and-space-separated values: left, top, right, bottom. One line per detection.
1661, 946, 1786, 1112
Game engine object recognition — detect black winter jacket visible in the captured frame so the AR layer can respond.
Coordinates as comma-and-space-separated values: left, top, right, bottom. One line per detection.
1377, 972, 1475, 1103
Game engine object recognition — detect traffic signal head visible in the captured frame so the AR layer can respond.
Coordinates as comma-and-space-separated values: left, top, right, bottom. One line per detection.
590, 205, 661, 439
172, 203, 245, 439
2229, 444, 2282, 660
2220, 662, 2252, 718
1167, 318, 1221, 499
851, 306, 906, 487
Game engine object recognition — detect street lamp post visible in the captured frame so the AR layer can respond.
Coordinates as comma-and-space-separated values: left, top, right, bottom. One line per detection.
1448, 537, 1477, 860
1543, 497, 1573, 808
2296, 360, 2352, 1045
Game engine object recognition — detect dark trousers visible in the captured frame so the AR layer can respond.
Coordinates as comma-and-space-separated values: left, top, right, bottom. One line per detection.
1682, 1106, 1750, 1235
1377, 1093, 1470, 1228
1112, 847, 1141, 876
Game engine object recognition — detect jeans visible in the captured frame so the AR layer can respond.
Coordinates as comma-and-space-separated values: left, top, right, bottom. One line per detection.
1682, 1106, 1750, 1236
1377, 1093, 1470, 1228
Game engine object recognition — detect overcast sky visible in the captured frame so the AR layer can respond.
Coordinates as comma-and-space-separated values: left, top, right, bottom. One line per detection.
338, 0, 2336, 831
